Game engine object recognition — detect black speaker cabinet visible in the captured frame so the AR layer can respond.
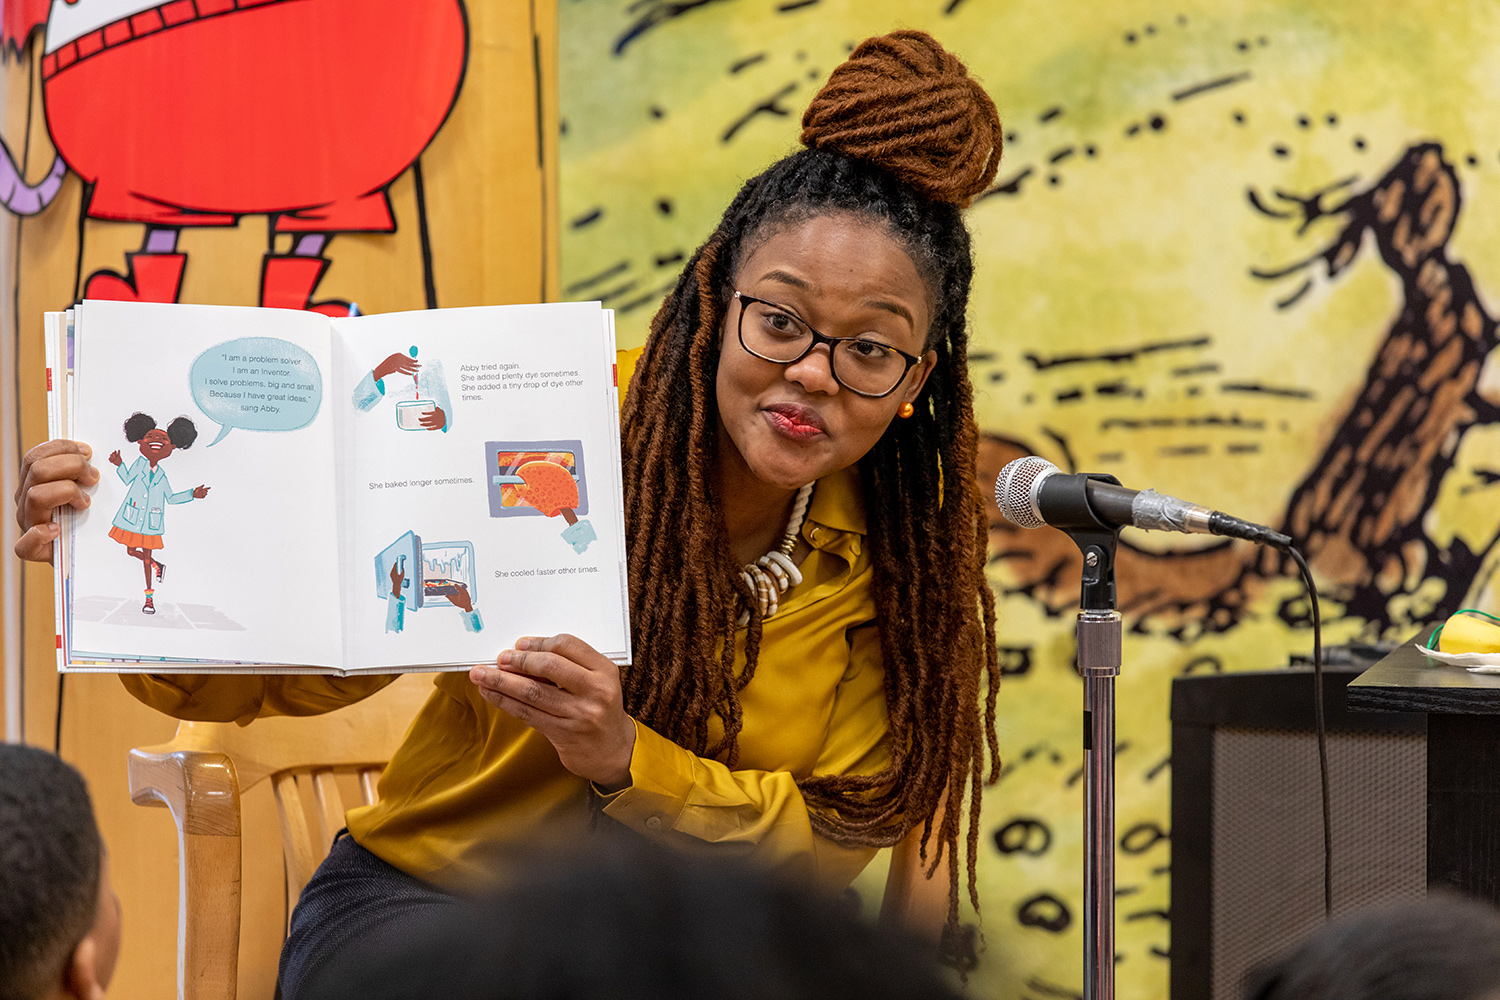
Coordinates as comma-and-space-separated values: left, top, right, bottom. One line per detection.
1171, 667, 1426, 1000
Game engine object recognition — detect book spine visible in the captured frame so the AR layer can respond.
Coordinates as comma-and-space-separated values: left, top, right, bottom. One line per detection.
43, 313, 67, 672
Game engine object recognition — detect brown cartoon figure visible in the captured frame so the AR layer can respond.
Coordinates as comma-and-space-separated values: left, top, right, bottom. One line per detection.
1249, 143, 1500, 635
106, 412, 209, 615
989, 144, 1500, 641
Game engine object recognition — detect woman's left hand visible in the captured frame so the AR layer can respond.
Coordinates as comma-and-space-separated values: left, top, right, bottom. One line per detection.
470, 634, 636, 791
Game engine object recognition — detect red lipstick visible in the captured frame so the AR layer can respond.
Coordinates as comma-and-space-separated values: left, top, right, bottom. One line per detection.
764, 403, 827, 440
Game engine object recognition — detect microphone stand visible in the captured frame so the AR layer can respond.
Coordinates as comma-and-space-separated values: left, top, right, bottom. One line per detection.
1044, 472, 1123, 1000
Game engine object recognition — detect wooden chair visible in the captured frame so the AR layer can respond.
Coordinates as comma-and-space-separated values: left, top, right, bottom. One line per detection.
127, 674, 437, 1000
128, 673, 948, 1000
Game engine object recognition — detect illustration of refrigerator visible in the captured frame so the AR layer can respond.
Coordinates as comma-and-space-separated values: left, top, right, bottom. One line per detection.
373, 531, 477, 611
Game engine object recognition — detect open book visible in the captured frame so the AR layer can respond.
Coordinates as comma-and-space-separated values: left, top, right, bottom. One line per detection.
45, 300, 630, 674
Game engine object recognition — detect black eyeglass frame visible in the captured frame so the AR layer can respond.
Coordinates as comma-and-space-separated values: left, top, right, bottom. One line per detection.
732, 291, 925, 399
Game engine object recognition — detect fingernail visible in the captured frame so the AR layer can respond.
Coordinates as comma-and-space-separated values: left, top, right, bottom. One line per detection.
77, 443, 91, 458
516, 637, 533, 651
86, 465, 99, 480
499, 650, 514, 665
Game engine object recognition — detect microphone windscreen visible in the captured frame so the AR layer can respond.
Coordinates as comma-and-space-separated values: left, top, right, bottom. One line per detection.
994, 455, 1057, 529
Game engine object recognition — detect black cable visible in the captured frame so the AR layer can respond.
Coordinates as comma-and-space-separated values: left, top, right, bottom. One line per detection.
1284, 544, 1330, 920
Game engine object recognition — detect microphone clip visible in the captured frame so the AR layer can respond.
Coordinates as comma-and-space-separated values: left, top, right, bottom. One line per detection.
1042, 471, 1121, 612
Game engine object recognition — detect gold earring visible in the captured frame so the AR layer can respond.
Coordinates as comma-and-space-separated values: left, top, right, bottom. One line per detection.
897, 402, 915, 419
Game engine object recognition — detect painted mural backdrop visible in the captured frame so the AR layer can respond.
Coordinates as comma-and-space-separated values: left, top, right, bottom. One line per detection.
559, 1, 1500, 997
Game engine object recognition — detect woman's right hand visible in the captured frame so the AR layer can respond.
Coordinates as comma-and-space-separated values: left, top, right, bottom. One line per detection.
108, 450, 122, 467
15, 439, 99, 563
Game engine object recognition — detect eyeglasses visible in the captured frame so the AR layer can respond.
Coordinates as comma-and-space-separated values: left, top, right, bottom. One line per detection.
733, 291, 924, 399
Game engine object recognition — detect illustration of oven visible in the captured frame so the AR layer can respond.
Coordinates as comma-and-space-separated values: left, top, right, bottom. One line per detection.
484, 439, 588, 519
373, 532, 477, 611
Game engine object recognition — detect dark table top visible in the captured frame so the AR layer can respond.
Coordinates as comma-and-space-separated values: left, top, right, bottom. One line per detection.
1347, 623, 1500, 715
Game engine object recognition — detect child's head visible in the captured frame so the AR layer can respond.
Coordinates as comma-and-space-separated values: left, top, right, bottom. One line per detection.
1245, 892, 1500, 1000
0, 745, 120, 1000
123, 412, 197, 462
301, 835, 962, 1000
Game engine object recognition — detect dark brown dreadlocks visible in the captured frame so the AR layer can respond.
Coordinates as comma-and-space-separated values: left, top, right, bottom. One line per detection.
619, 30, 1002, 934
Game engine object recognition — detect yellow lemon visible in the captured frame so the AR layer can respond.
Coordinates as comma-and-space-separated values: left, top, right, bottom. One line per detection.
1437, 612, 1500, 654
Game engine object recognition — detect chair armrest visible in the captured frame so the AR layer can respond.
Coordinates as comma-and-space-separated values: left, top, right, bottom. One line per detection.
128, 747, 244, 1000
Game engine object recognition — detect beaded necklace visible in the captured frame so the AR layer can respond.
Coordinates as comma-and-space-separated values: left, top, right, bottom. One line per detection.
737, 482, 814, 626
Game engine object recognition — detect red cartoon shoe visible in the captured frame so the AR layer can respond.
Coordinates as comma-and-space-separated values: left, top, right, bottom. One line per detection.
85, 253, 187, 303
259, 255, 353, 318
142, 596, 156, 615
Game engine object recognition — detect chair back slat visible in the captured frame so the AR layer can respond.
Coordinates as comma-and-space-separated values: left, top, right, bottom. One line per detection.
310, 769, 346, 850
359, 767, 382, 806
272, 772, 319, 918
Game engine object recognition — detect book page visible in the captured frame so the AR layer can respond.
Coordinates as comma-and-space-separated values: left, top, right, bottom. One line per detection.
333, 303, 630, 671
66, 301, 343, 667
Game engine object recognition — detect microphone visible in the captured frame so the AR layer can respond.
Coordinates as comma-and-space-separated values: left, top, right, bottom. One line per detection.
994, 455, 1291, 548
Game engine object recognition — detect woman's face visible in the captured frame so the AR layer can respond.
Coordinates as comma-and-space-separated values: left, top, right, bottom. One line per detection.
715, 212, 937, 492
138, 427, 175, 462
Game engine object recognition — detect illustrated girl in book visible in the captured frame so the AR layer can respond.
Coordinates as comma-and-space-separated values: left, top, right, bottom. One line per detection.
107, 412, 210, 616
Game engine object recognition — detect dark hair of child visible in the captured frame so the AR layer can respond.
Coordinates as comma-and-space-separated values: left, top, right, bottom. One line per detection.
123, 412, 198, 449
0, 744, 103, 1000
302, 835, 964, 1000
1245, 892, 1500, 1000
619, 30, 1002, 935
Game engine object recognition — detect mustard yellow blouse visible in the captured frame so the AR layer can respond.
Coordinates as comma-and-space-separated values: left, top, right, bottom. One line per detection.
121, 355, 889, 890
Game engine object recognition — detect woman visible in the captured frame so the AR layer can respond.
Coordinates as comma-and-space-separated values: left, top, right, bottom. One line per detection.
16, 29, 1001, 993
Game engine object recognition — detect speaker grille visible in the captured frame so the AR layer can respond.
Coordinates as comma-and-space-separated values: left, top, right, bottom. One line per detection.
1209, 727, 1426, 1000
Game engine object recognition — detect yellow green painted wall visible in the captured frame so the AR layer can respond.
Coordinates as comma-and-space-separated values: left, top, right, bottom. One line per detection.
560, 1, 1500, 996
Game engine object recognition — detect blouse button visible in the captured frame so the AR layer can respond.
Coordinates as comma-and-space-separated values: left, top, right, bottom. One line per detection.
645, 816, 663, 831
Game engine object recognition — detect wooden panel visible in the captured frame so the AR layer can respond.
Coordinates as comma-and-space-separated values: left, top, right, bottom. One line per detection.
0, 39, 21, 740
6, 5, 558, 998
15, 27, 75, 749
421, 0, 558, 306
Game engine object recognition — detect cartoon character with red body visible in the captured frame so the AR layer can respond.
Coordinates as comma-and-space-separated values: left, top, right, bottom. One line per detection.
1, 0, 467, 314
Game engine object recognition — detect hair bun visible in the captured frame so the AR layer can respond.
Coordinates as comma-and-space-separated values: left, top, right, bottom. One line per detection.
800, 30, 1001, 208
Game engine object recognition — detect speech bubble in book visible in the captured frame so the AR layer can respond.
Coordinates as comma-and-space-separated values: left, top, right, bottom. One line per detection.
190, 337, 324, 446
